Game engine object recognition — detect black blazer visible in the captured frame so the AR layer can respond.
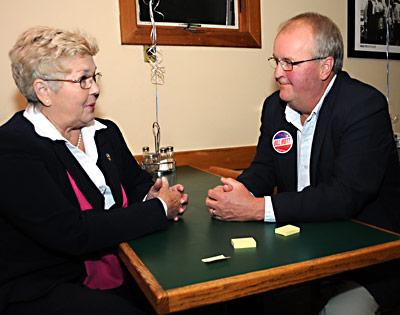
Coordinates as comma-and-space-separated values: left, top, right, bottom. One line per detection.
0, 113, 167, 312
239, 71, 400, 230
238, 71, 400, 308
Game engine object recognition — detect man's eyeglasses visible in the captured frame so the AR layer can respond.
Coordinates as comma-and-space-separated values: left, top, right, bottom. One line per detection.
267, 57, 327, 71
43, 72, 102, 89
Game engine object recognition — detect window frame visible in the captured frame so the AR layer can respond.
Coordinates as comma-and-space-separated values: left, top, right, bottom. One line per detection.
119, 0, 261, 48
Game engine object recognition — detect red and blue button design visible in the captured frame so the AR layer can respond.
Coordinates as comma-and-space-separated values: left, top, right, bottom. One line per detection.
272, 130, 293, 154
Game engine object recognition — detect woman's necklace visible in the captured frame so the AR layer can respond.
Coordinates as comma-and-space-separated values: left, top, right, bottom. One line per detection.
76, 131, 82, 148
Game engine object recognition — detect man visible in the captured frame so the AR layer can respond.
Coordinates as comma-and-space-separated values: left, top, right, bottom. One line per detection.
206, 12, 400, 314
364, 0, 379, 43
393, 0, 400, 45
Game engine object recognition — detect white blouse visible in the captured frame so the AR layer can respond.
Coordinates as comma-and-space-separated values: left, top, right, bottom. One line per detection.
23, 104, 116, 209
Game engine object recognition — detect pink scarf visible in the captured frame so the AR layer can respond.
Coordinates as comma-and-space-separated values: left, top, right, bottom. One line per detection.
67, 171, 127, 289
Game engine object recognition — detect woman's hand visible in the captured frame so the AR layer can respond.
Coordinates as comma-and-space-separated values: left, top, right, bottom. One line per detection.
149, 177, 188, 221
146, 178, 163, 201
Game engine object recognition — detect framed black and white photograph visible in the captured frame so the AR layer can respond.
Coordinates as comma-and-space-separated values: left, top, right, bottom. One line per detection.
348, 0, 400, 59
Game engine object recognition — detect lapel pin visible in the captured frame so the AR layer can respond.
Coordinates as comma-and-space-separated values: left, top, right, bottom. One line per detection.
106, 153, 112, 161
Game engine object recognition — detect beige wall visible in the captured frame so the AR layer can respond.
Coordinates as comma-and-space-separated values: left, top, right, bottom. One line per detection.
1, 1, 399, 154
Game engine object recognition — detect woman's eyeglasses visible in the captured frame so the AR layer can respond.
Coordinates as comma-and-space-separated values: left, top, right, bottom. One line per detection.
42, 72, 102, 89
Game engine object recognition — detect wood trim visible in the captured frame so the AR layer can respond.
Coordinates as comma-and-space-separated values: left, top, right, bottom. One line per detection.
166, 241, 400, 313
352, 219, 400, 236
119, 243, 168, 312
135, 145, 256, 171
207, 166, 242, 179
118, 0, 261, 48
120, 239, 400, 314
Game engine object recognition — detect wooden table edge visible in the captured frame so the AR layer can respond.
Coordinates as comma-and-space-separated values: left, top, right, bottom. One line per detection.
120, 238, 400, 314
119, 243, 169, 312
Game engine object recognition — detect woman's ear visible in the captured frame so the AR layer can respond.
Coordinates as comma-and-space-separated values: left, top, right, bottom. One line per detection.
32, 79, 51, 106
320, 56, 334, 81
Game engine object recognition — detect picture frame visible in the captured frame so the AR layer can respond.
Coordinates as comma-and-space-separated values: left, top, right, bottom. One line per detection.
347, 0, 400, 59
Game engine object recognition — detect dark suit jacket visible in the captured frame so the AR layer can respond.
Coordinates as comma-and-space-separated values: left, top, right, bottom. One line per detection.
0, 113, 167, 312
238, 71, 400, 308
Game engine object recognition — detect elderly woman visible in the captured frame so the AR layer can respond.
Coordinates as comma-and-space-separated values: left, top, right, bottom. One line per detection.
0, 26, 187, 315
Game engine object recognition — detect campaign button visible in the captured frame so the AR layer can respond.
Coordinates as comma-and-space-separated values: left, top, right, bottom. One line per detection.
272, 130, 293, 154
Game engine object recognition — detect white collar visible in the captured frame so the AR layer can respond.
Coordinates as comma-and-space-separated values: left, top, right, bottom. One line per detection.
23, 104, 106, 143
285, 74, 337, 127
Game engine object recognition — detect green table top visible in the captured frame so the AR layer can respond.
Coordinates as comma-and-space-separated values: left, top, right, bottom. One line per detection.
127, 166, 400, 290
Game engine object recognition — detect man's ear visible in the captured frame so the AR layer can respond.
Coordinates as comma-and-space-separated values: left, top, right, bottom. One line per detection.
320, 56, 334, 81
32, 79, 51, 106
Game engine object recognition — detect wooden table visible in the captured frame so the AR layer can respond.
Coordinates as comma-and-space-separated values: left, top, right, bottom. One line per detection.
119, 166, 400, 314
